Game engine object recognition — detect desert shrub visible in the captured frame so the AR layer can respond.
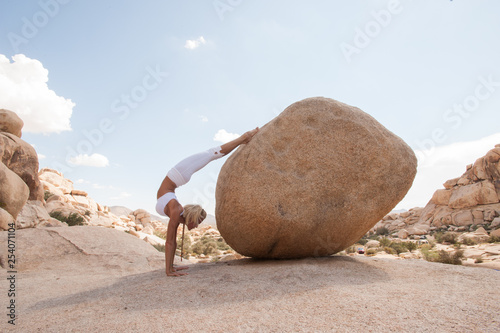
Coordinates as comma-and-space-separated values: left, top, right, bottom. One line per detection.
44, 190, 54, 201
357, 238, 368, 246
438, 249, 463, 265
439, 232, 457, 244
191, 236, 218, 256
155, 230, 166, 240
379, 237, 391, 248
176, 232, 192, 255
366, 249, 377, 256
475, 258, 483, 264
383, 246, 396, 254
488, 236, 500, 243
216, 237, 231, 251
376, 227, 389, 236
49, 211, 84, 226
460, 237, 477, 246
403, 241, 418, 252
422, 248, 463, 265
345, 246, 357, 254
421, 246, 439, 262
389, 242, 407, 254
432, 231, 444, 243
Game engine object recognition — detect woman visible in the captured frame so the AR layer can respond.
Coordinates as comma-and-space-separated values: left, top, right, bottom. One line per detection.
156, 127, 259, 276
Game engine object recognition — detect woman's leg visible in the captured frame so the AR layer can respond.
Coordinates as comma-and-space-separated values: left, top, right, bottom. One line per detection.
169, 127, 259, 187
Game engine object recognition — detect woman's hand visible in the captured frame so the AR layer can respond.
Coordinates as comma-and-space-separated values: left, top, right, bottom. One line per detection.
174, 265, 189, 271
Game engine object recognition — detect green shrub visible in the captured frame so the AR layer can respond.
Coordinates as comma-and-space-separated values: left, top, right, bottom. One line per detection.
216, 237, 231, 251
436, 232, 457, 244
376, 227, 389, 236
460, 237, 477, 246
433, 231, 444, 243
191, 237, 218, 256
389, 242, 407, 254
438, 249, 463, 265
176, 232, 192, 256
422, 248, 463, 265
488, 235, 500, 243
345, 246, 357, 254
366, 249, 377, 256
404, 241, 418, 252
421, 247, 439, 262
44, 190, 54, 201
153, 243, 165, 252
379, 237, 391, 248
49, 211, 84, 226
384, 246, 396, 254
357, 238, 368, 246
155, 230, 166, 240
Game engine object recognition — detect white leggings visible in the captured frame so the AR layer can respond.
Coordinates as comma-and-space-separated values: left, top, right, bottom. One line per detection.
167, 146, 225, 187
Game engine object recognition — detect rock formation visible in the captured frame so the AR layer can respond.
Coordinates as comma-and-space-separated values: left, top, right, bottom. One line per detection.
216, 97, 417, 259
0, 109, 23, 138
371, 144, 500, 239
0, 109, 31, 227
0, 110, 43, 201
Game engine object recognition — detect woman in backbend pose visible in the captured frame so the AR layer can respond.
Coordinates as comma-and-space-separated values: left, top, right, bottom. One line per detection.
156, 128, 259, 277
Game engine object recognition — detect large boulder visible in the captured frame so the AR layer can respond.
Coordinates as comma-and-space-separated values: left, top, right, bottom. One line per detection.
0, 207, 15, 230
0, 132, 43, 200
216, 97, 417, 258
0, 161, 29, 221
0, 109, 24, 138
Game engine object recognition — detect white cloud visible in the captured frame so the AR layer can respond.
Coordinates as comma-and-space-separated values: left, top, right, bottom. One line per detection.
184, 36, 206, 50
67, 153, 109, 167
0, 54, 75, 134
93, 183, 114, 189
75, 179, 89, 184
396, 133, 500, 210
110, 192, 132, 200
199, 115, 208, 122
214, 129, 240, 143
38, 153, 46, 159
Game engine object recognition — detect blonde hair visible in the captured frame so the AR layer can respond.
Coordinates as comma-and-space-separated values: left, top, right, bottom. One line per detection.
183, 204, 207, 228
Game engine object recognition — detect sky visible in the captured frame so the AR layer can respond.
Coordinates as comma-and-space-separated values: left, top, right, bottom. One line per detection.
1, 0, 499, 217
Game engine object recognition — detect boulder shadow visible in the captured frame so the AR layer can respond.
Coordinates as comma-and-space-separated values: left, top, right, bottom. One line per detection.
27, 255, 389, 313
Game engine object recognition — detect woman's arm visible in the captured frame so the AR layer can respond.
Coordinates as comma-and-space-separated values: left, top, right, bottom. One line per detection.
165, 207, 188, 277
220, 127, 259, 155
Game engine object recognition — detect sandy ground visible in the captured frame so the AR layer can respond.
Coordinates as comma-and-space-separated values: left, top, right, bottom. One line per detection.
2, 227, 500, 332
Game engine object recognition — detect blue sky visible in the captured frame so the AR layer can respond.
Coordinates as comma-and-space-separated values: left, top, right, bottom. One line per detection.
1, 0, 500, 216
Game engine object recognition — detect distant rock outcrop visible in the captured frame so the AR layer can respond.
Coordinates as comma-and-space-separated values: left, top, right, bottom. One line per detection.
420, 145, 500, 228
216, 97, 417, 258
371, 144, 500, 238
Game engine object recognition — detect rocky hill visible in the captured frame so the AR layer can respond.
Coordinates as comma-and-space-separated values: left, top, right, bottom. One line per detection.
370, 144, 500, 240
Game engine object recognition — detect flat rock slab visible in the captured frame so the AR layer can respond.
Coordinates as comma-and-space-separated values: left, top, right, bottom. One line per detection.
4, 252, 500, 332
1, 226, 165, 274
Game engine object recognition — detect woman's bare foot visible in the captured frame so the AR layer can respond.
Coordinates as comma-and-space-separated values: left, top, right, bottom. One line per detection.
242, 127, 259, 144
166, 270, 188, 277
